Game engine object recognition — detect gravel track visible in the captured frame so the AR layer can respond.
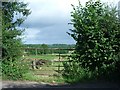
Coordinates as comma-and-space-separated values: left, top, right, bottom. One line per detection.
1, 80, 120, 88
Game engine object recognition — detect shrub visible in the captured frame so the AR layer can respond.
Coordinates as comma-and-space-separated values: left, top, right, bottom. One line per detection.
2, 59, 29, 80
62, 55, 92, 83
63, 0, 120, 82
2, 2, 30, 80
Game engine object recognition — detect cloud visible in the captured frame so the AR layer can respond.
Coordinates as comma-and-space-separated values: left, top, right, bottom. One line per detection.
21, 0, 77, 44
22, 0, 73, 29
22, 20, 76, 44
22, 0, 119, 44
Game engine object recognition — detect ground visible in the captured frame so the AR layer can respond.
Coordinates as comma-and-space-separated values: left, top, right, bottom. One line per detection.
2, 80, 120, 88
2, 55, 120, 89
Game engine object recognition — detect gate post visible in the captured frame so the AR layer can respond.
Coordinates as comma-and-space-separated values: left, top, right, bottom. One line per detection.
58, 48, 60, 73
32, 59, 37, 69
35, 48, 37, 56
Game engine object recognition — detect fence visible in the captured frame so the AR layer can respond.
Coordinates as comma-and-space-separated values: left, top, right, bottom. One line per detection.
23, 48, 75, 76
23, 48, 75, 55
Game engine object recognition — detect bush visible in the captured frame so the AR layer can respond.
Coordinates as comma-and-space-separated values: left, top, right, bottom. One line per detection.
2, 2, 30, 80
62, 55, 92, 83
63, 0, 120, 83
2, 59, 29, 80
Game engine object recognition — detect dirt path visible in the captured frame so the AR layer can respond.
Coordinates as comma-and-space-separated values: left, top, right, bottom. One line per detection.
2, 80, 120, 88
2, 81, 47, 88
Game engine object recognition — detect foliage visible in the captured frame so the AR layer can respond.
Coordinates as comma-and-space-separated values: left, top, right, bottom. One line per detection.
23, 44, 75, 55
63, 55, 92, 83
23, 44, 75, 49
2, 2, 30, 79
63, 0, 120, 82
2, 59, 29, 80
40, 44, 48, 54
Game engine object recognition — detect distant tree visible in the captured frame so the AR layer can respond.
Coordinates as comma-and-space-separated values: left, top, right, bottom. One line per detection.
63, 0, 120, 82
41, 44, 48, 54
2, 1, 31, 79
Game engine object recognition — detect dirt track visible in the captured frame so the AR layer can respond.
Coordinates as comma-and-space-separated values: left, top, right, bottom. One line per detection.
2, 80, 120, 88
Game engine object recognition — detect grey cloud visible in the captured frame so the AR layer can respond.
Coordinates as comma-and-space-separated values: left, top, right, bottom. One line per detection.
22, 10, 71, 29
22, 0, 75, 44
23, 23, 76, 44
33, 24, 75, 43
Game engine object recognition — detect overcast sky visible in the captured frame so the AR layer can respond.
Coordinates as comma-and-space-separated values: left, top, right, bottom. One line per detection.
21, 0, 119, 44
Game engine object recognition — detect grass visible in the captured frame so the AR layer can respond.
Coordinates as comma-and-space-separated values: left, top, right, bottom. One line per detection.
3, 54, 119, 84
25, 54, 59, 60
23, 71, 65, 84
24, 54, 69, 61
22, 54, 67, 84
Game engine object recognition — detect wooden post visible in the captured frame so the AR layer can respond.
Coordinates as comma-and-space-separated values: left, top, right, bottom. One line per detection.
32, 60, 36, 69
51, 48, 53, 54
58, 48, 60, 73
35, 48, 37, 56
42, 49, 44, 55
59, 49, 60, 60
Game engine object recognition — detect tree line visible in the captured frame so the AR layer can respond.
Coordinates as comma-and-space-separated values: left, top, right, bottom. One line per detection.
23, 44, 75, 55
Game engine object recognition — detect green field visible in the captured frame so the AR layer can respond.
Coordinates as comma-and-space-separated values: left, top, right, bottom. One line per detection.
25, 54, 58, 60
23, 54, 67, 84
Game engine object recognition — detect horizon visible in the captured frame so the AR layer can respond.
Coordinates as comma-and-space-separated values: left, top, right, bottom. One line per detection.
23, 43, 76, 45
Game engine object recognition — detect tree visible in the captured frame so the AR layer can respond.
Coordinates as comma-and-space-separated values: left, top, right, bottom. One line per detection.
63, 0, 120, 82
41, 44, 48, 54
2, 1, 31, 79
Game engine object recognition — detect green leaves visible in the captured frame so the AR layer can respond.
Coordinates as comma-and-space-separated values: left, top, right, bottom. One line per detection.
2, 2, 30, 79
63, 0, 120, 82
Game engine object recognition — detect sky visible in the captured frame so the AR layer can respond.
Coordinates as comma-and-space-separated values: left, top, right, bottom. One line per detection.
21, 0, 119, 44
